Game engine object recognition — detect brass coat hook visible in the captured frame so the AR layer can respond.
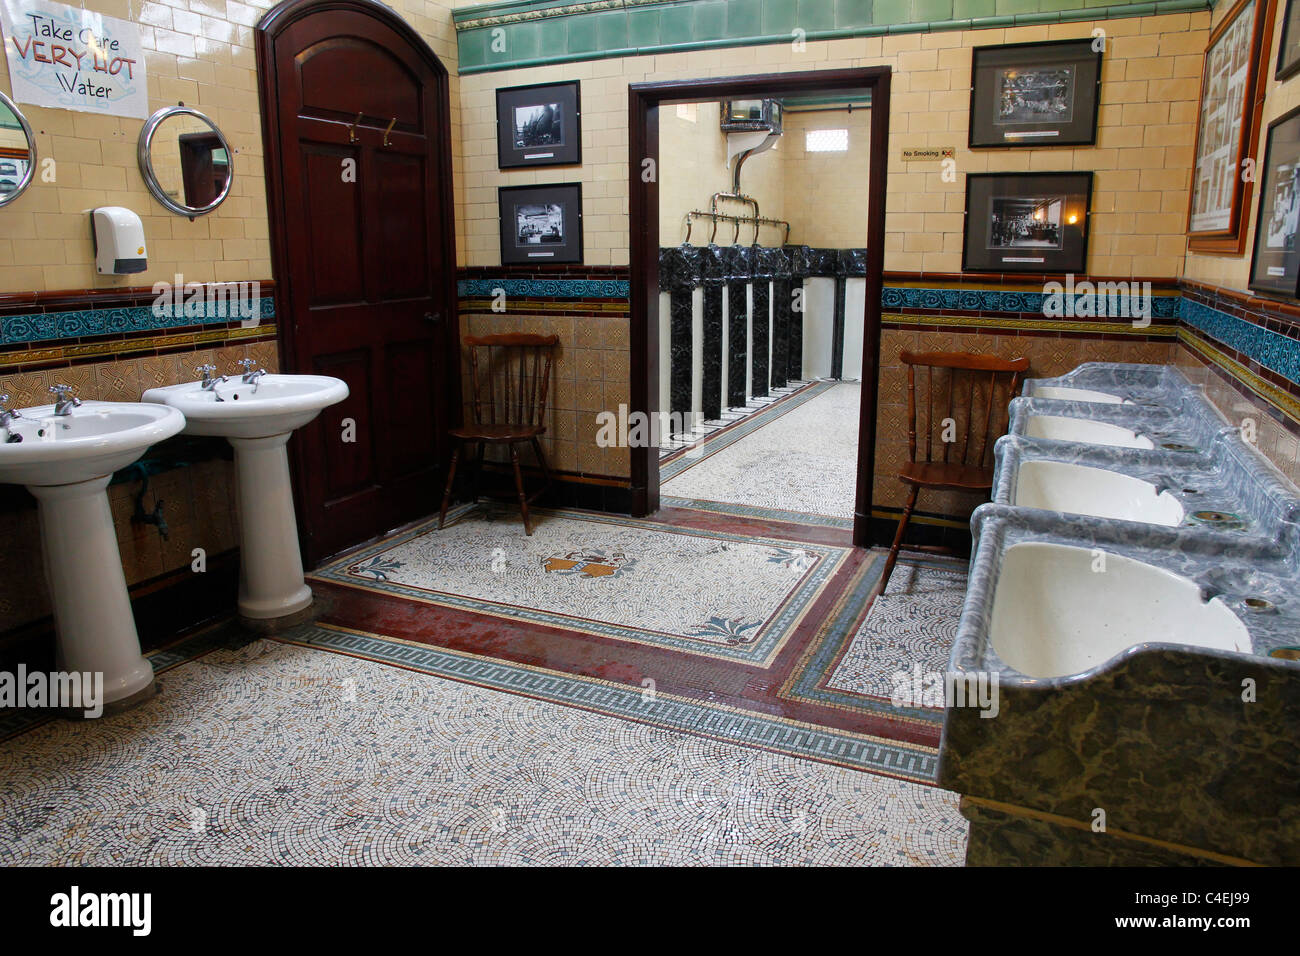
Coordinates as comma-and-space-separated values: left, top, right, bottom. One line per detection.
347, 112, 362, 143
382, 117, 396, 146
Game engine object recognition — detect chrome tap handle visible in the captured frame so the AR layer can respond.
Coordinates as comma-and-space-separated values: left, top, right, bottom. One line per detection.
235, 358, 256, 374
48, 384, 81, 415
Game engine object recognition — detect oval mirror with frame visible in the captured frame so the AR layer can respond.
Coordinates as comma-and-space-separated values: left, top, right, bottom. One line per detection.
0, 91, 37, 209
138, 105, 233, 218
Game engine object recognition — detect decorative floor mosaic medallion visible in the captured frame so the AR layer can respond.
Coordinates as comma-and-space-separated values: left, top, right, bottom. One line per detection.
0, 635, 966, 866
782, 556, 966, 724
311, 507, 852, 665
662, 382, 860, 520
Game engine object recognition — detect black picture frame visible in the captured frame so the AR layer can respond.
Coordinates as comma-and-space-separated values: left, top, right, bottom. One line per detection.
1278, 0, 1300, 81
962, 171, 1093, 274
498, 183, 583, 265
1248, 106, 1300, 297
496, 81, 581, 169
969, 38, 1102, 148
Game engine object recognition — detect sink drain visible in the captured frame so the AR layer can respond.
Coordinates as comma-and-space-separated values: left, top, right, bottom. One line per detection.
1189, 509, 1246, 529
1242, 597, 1278, 613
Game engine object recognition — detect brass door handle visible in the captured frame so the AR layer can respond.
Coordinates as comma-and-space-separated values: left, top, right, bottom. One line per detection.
347, 112, 362, 143
382, 117, 396, 147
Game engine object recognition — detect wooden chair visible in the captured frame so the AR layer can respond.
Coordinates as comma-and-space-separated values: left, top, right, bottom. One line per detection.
878, 350, 1029, 594
438, 333, 559, 535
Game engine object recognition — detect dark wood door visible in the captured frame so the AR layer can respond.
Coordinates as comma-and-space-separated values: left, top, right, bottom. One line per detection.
258, 0, 458, 564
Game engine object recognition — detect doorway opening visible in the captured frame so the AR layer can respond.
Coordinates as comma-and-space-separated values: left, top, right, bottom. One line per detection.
627, 69, 892, 548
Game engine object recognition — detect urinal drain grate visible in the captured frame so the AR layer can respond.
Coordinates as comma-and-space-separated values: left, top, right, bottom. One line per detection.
1269, 645, 1299, 660
1160, 441, 1198, 452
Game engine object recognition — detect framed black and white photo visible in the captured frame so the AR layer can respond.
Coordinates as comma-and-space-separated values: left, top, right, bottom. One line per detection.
1249, 106, 1300, 297
498, 183, 583, 265
496, 81, 581, 168
968, 39, 1102, 148
1278, 0, 1300, 81
1188, 0, 1269, 253
962, 172, 1092, 274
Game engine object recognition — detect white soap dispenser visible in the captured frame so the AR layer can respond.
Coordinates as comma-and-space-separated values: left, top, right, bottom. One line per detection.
91, 206, 148, 274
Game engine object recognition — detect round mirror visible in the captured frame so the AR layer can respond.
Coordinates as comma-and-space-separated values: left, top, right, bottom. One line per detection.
0, 91, 37, 209
138, 106, 233, 217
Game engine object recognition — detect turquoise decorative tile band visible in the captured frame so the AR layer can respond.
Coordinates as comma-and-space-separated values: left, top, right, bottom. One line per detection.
1181, 299, 1300, 386
454, 0, 1211, 73
1, 296, 277, 347
458, 278, 630, 298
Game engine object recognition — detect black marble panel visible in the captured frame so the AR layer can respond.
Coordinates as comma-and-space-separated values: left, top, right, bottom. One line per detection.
669, 288, 693, 422
830, 276, 847, 380
751, 275, 770, 398
771, 277, 791, 391
940, 649, 1300, 865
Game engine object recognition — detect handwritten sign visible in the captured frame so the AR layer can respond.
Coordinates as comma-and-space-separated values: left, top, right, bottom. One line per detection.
1, 0, 148, 119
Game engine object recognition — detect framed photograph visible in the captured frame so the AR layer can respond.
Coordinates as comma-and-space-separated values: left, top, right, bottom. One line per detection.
968, 39, 1102, 148
496, 81, 581, 169
1187, 0, 1271, 253
1248, 106, 1300, 297
498, 183, 583, 265
962, 172, 1093, 274
1279, 0, 1300, 81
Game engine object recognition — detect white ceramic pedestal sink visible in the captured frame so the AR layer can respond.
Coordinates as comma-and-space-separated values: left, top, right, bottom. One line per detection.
1024, 414, 1155, 448
143, 373, 348, 622
1012, 460, 1185, 526
0, 400, 184, 706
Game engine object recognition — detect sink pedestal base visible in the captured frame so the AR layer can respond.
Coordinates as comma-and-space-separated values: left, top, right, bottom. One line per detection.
29, 477, 155, 707
230, 433, 313, 620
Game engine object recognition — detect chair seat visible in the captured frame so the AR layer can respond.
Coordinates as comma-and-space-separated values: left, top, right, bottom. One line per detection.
899, 460, 993, 491
450, 423, 545, 442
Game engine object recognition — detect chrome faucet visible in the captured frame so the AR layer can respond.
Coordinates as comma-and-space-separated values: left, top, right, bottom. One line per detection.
197, 364, 227, 391
49, 384, 81, 416
0, 394, 21, 439
235, 358, 266, 388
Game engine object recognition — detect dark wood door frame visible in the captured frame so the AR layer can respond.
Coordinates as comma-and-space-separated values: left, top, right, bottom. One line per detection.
255, 0, 461, 565
627, 67, 892, 547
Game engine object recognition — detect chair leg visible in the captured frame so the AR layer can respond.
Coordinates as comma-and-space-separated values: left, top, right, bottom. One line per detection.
878, 485, 920, 596
509, 443, 532, 535
438, 444, 461, 530
530, 437, 553, 496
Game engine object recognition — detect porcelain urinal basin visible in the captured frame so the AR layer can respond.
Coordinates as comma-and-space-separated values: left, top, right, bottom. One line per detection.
987, 542, 1251, 680
1012, 460, 1185, 526
1024, 414, 1155, 449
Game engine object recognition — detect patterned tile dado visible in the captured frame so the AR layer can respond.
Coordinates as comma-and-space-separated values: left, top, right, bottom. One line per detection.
1, 296, 276, 347
882, 286, 1180, 319
0, 323, 277, 372
453, 0, 1210, 72
310, 504, 851, 665
1180, 298, 1300, 386
458, 278, 630, 299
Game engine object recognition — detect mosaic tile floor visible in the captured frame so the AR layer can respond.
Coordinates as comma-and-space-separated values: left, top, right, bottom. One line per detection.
661, 382, 861, 521
0, 636, 967, 866
657, 380, 814, 458
782, 557, 965, 724
311, 506, 851, 665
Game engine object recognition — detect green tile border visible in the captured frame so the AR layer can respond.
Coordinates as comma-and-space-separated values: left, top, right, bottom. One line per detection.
454, 0, 1210, 73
